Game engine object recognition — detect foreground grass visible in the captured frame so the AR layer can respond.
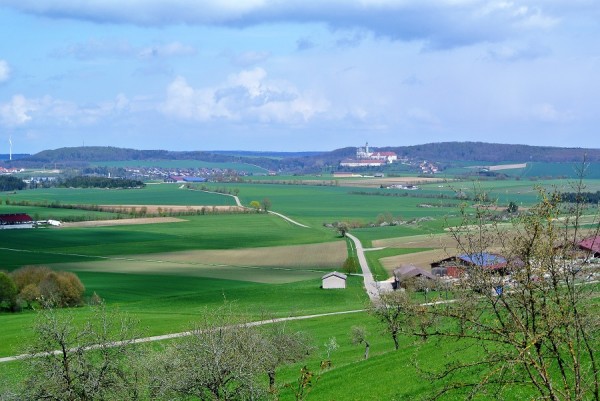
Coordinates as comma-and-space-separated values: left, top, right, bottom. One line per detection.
0, 273, 368, 357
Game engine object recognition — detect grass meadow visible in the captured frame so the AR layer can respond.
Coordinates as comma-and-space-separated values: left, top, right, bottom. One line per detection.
1, 173, 599, 399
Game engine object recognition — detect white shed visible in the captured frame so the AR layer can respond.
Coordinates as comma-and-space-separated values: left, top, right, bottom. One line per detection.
322, 271, 347, 289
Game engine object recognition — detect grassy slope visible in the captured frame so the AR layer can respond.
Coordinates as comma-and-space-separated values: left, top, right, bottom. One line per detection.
1, 176, 597, 399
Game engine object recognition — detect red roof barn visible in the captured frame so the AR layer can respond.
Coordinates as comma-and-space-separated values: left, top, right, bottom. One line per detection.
0, 213, 34, 229
579, 236, 600, 257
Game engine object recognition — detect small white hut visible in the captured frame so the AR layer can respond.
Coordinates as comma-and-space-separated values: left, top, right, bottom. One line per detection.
322, 271, 347, 289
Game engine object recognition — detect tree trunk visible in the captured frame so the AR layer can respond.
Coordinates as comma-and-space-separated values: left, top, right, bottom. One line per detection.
268, 370, 276, 393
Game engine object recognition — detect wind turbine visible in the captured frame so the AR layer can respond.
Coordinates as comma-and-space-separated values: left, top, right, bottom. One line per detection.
9, 135, 12, 161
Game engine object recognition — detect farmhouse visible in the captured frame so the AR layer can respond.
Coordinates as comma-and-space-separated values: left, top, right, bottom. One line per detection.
0, 213, 34, 229
393, 265, 435, 290
579, 236, 600, 257
431, 253, 508, 277
322, 271, 347, 289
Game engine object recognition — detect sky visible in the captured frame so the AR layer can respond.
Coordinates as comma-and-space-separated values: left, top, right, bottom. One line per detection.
0, 1, 599, 154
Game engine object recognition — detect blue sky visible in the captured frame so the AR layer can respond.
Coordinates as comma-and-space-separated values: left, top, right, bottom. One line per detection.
0, 1, 598, 153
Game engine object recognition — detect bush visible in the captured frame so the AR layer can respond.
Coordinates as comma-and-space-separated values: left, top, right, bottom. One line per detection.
10, 266, 85, 309
0, 272, 18, 311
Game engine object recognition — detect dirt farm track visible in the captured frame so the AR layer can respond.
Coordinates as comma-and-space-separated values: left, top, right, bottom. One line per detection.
62, 217, 186, 228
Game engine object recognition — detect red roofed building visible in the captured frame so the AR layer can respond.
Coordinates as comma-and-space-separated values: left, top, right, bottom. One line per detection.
579, 236, 600, 257
0, 213, 34, 229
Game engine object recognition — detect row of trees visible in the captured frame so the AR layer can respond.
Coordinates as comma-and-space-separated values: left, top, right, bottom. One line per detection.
561, 190, 600, 204
2, 305, 313, 401
0, 176, 26, 191
0, 266, 85, 311
249, 198, 272, 213
61, 176, 145, 189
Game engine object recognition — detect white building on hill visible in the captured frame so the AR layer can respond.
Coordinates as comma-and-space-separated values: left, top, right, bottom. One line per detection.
340, 142, 397, 167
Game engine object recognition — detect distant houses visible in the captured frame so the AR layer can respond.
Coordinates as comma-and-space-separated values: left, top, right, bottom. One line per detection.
165, 175, 207, 183
0, 213, 34, 229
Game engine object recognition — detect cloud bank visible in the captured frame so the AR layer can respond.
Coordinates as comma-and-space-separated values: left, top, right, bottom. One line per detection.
161, 68, 329, 124
1, 1, 566, 48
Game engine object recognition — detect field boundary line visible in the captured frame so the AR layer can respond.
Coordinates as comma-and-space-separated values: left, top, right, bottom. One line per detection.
0, 309, 365, 363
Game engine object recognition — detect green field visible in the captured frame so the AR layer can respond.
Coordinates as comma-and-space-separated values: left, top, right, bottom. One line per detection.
440, 161, 600, 180
1, 173, 598, 399
2, 184, 237, 207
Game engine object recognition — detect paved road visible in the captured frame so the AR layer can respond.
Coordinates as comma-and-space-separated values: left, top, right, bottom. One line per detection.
195, 188, 309, 227
345, 233, 381, 301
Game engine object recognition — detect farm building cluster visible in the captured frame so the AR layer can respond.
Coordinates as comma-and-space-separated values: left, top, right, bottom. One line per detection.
0, 214, 62, 229
393, 236, 600, 292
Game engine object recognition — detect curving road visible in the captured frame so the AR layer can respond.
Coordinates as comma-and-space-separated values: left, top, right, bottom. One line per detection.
345, 233, 381, 301
267, 210, 310, 228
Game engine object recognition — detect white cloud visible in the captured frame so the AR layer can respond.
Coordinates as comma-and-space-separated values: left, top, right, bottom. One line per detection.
0, 95, 33, 125
0, 60, 10, 82
0, 93, 136, 127
161, 68, 329, 123
2, 1, 572, 48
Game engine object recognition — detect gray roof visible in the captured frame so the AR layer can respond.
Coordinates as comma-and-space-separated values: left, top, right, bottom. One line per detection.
322, 271, 347, 280
393, 265, 435, 281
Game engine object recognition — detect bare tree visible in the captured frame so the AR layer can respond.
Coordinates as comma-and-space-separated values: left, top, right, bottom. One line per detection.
369, 290, 418, 350
261, 321, 312, 395
20, 304, 145, 401
152, 308, 267, 400
261, 198, 272, 213
408, 183, 600, 400
350, 326, 370, 359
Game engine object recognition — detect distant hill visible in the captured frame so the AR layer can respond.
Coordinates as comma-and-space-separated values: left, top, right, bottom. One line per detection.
3, 142, 599, 172
0, 154, 30, 161
5, 146, 328, 172
382, 142, 600, 163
